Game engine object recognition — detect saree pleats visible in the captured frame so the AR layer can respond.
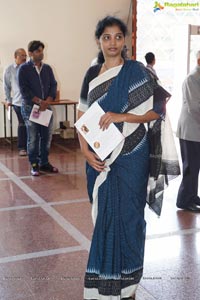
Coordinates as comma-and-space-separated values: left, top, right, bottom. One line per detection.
85, 133, 149, 298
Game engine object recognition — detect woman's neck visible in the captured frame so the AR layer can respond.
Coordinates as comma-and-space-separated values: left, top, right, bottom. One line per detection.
103, 57, 124, 70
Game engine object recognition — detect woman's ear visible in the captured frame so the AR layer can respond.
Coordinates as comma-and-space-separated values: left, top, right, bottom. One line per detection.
96, 39, 101, 50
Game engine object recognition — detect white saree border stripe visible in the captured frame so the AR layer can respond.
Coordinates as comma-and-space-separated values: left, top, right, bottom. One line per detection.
91, 137, 125, 224
161, 112, 179, 161
121, 284, 138, 299
77, 98, 89, 112
91, 97, 154, 225
132, 95, 153, 116
84, 284, 137, 300
88, 65, 123, 93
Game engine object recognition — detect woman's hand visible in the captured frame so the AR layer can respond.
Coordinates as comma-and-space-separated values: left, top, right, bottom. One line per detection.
83, 149, 105, 172
99, 112, 125, 130
99, 110, 160, 129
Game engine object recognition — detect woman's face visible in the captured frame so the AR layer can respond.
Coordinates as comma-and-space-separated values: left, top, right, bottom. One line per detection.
98, 25, 125, 59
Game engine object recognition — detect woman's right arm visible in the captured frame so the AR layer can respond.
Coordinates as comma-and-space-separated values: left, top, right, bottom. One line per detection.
77, 110, 105, 172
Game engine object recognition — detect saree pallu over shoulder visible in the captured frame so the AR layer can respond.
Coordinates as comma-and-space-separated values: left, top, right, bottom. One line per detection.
84, 60, 180, 300
147, 84, 180, 216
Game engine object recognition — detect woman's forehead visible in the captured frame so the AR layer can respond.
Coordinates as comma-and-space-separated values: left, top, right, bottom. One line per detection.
102, 25, 122, 34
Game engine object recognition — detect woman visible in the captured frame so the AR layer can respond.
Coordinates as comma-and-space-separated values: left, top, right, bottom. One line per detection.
78, 16, 179, 300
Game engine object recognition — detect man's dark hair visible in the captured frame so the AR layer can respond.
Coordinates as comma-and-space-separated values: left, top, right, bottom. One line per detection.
145, 52, 155, 64
28, 40, 45, 52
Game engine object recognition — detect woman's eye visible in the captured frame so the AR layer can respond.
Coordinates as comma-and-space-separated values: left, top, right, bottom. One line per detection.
103, 35, 110, 40
116, 35, 123, 40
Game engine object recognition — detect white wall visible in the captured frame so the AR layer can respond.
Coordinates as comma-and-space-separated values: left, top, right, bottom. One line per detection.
0, 0, 132, 138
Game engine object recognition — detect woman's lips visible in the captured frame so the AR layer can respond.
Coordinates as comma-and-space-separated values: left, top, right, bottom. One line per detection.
108, 48, 117, 51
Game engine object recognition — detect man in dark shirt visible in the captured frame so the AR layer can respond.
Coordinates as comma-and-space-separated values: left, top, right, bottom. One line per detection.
18, 40, 58, 176
145, 52, 158, 79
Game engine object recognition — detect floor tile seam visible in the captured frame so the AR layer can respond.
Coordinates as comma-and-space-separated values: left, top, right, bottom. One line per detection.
0, 278, 34, 299
0, 157, 20, 161
0, 170, 81, 181
0, 198, 89, 212
0, 163, 46, 205
42, 204, 91, 250
4, 280, 35, 300
22, 280, 35, 298
146, 227, 200, 240
0, 177, 9, 181
0, 162, 91, 251
0, 245, 84, 264
138, 284, 157, 300
21, 170, 80, 178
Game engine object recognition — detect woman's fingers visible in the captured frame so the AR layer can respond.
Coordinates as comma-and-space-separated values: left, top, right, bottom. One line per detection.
92, 161, 105, 172
91, 157, 105, 171
93, 162, 105, 172
99, 112, 125, 130
99, 113, 113, 130
85, 151, 105, 172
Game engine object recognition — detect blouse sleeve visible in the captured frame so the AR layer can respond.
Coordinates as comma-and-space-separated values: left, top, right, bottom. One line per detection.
78, 65, 102, 112
78, 69, 90, 112
152, 78, 171, 118
144, 68, 171, 118
153, 84, 171, 118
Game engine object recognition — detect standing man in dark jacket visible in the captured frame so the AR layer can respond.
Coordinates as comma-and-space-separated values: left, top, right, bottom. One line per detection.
18, 40, 58, 176
176, 51, 200, 212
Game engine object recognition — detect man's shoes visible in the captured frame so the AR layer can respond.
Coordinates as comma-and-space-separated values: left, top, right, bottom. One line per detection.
19, 149, 27, 156
31, 163, 40, 176
177, 203, 200, 212
40, 162, 58, 173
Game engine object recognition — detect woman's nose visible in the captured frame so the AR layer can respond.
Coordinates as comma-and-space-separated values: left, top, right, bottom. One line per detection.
110, 37, 116, 45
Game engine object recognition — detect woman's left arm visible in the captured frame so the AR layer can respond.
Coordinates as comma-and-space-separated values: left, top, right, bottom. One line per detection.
99, 110, 160, 130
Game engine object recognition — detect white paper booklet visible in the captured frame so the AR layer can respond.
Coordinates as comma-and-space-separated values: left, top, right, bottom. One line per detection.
75, 102, 125, 161
29, 104, 52, 127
